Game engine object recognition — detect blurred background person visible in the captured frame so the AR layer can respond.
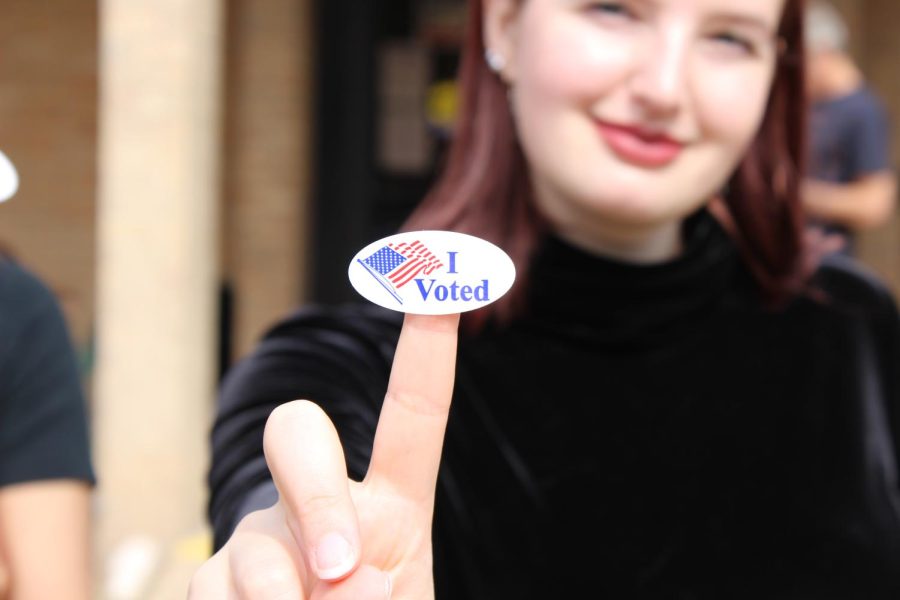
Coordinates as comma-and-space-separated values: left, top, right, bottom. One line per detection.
0, 149, 94, 599
803, 0, 897, 256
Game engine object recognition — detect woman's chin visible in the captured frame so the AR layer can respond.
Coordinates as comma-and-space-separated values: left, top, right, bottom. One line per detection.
569, 193, 694, 229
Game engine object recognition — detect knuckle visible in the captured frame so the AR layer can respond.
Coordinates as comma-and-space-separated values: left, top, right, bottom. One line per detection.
187, 562, 220, 599
384, 389, 448, 418
294, 492, 345, 521
235, 562, 298, 598
227, 529, 304, 598
234, 506, 272, 532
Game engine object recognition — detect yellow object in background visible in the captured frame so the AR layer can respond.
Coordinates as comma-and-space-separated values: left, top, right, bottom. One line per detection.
426, 79, 459, 132
175, 530, 213, 563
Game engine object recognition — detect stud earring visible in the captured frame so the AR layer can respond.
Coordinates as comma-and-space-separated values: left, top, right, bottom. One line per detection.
485, 48, 506, 73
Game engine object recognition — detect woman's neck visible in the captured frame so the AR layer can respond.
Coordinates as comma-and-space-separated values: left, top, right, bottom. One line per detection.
550, 218, 684, 265
529, 176, 692, 265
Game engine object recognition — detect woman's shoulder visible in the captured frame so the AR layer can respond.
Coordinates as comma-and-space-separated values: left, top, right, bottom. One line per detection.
256, 302, 403, 353
221, 302, 403, 395
215, 303, 404, 436
809, 253, 900, 324
798, 254, 900, 384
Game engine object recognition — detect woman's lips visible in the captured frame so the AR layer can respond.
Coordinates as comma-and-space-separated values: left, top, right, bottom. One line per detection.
595, 120, 684, 168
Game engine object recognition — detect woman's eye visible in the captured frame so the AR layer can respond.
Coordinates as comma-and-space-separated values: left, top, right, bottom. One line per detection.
586, 2, 634, 19
710, 32, 755, 54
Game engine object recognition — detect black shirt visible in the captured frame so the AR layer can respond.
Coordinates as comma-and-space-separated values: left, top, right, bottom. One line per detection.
209, 211, 900, 598
0, 259, 95, 487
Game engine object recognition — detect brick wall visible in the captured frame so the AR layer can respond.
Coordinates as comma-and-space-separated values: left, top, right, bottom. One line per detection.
854, 0, 900, 296
0, 0, 98, 365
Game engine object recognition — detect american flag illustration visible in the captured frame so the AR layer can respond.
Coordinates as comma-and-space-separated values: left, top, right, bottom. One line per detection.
357, 240, 444, 304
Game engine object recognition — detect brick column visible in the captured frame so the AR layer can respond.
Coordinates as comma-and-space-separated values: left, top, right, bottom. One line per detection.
94, 0, 223, 597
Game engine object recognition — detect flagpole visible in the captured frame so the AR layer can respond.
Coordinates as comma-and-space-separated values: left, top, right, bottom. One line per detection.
357, 259, 403, 305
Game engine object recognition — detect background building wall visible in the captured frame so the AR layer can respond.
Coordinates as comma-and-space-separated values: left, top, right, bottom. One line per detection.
0, 0, 98, 374
851, 0, 900, 294
223, 0, 315, 363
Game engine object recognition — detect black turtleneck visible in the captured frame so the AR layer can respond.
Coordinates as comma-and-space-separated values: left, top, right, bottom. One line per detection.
209, 210, 900, 599
524, 209, 741, 350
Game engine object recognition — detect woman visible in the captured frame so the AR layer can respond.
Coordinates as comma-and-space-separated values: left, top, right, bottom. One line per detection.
193, 0, 900, 598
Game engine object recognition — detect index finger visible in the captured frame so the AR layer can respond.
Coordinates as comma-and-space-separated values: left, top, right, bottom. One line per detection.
366, 313, 460, 501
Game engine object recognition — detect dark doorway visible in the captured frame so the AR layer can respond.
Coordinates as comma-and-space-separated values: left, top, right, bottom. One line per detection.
310, 0, 465, 305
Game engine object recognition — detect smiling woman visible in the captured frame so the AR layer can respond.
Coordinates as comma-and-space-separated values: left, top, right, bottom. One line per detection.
194, 1, 900, 599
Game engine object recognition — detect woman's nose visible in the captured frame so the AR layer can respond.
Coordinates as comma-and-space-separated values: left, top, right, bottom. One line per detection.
629, 32, 689, 119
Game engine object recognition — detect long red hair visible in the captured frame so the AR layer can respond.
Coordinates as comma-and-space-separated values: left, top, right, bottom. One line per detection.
403, 0, 809, 327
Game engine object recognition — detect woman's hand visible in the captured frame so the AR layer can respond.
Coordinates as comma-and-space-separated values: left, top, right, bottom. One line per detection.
189, 313, 460, 600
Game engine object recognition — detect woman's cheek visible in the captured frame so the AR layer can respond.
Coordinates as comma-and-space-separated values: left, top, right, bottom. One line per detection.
520, 18, 635, 102
695, 67, 773, 142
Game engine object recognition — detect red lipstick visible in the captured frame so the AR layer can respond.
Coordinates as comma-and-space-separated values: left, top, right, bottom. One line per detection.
595, 120, 684, 168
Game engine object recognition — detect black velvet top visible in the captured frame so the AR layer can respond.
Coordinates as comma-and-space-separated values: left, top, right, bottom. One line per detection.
209, 211, 900, 599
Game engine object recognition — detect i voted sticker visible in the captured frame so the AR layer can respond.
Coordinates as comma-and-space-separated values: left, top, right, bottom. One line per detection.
348, 231, 516, 315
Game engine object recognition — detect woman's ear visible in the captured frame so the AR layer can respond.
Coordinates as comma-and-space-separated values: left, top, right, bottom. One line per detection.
482, 0, 522, 84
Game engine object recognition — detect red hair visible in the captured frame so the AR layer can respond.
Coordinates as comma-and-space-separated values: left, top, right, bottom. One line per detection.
403, 0, 810, 328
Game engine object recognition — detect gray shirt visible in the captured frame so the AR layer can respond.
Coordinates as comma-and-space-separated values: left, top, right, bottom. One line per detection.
0, 259, 94, 487
808, 86, 893, 252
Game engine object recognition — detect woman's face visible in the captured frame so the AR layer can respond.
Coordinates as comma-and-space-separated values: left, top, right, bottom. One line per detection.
485, 0, 785, 255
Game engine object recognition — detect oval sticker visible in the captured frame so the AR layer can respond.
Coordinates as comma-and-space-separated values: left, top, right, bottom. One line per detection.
348, 231, 516, 315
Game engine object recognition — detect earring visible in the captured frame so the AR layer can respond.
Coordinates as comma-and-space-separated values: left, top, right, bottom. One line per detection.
485, 48, 506, 73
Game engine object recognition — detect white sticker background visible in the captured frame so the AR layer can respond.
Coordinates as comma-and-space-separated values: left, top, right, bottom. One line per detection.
348, 230, 516, 315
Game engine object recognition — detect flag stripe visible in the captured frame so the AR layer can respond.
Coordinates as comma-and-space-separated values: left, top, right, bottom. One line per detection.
392, 263, 429, 287
390, 258, 429, 283
394, 253, 443, 278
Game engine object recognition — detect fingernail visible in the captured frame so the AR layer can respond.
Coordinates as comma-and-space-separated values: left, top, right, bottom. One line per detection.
385, 572, 393, 599
314, 532, 355, 579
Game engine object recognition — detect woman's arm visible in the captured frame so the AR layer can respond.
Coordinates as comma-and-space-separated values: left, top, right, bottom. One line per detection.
0, 481, 91, 600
